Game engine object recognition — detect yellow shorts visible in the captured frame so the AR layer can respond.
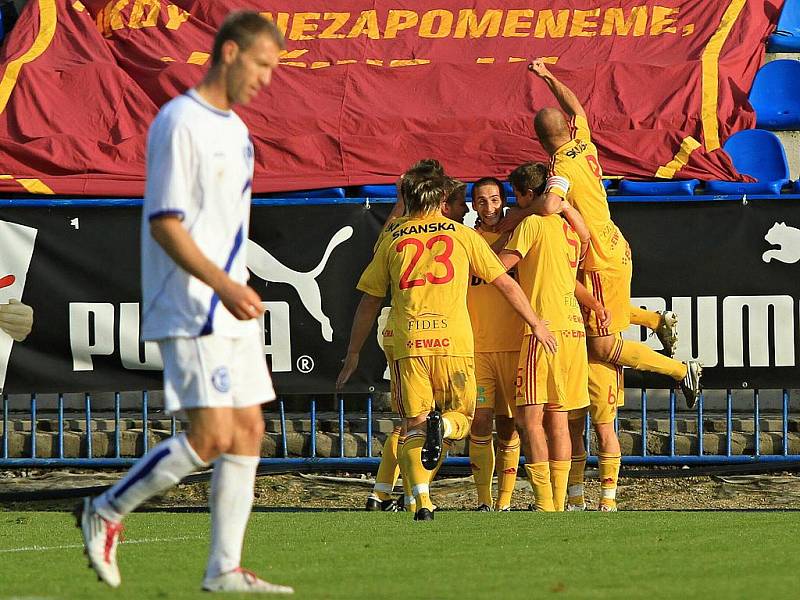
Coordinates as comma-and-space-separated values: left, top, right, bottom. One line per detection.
515, 331, 590, 412
475, 351, 519, 419
582, 258, 633, 337
394, 355, 476, 420
570, 357, 624, 424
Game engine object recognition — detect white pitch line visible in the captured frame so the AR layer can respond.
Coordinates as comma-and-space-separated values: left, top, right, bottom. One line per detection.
0, 535, 201, 554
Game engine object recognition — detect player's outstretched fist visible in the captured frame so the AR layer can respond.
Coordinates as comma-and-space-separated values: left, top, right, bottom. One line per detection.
532, 320, 558, 354
528, 58, 551, 78
0, 299, 33, 342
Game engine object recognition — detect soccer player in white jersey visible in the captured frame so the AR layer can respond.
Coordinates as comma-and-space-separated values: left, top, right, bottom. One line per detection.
75, 12, 293, 594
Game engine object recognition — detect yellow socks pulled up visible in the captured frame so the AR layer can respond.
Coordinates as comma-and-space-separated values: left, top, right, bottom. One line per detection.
398, 432, 433, 511
398, 436, 415, 511
598, 452, 621, 511
495, 435, 521, 510
608, 337, 686, 381
469, 433, 495, 507
549, 460, 571, 512
629, 306, 661, 330
567, 452, 587, 508
373, 426, 401, 500
524, 462, 555, 512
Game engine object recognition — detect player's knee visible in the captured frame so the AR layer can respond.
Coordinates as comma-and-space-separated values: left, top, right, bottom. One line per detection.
471, 409, 493, 436
187, 429, 234, 461
235, 416, 265, 447
593, 422, 617, 449
588, 336, 614, 362
495, 416, 516, 440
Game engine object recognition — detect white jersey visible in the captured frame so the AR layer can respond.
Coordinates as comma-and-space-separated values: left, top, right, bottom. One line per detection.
141, 89, 257, 341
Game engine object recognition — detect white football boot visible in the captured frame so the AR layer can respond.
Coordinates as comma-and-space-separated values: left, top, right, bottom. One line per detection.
202, 568, 294, 594
75, 497, 123, 588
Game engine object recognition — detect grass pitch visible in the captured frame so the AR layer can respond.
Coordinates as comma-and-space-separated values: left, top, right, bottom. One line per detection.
0, 509, 797, 599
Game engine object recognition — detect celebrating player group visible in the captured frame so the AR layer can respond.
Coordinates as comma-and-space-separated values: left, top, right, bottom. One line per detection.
337, 58, 702, 520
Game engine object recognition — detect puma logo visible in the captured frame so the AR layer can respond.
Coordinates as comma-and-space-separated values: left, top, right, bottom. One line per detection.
247, 226, 353, 342
762, 221, 800, 264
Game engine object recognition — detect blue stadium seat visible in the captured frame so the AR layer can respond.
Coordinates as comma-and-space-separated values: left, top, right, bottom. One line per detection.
750, 60, 800, 130
768, 1, 800, 52
353, 185, 397, 197
704, 129, 791, 195
265, 187, 345, 199
618, 179, 699, 196
602, 179, 613, 190
793, 179, 800, 193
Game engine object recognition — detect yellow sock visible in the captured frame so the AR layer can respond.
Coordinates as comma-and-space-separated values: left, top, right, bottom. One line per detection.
495, 435, 520, 510
469, 433, 495, 507
398, 436, 415, 510
549, 460, 571, 512
398, 432, 433, 511
373, 426, 401, 500
442, 411, 471, 440
524, 462, 554, 512
609, 338, 686, 380
567, 452, 587, 507
598, 452, 621, 510
629, 306, 661, 330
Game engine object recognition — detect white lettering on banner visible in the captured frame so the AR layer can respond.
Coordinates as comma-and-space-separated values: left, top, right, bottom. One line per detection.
723, 295, 794, 367
119, 303, 162, 370
70, 301, 294, 373
259, 301, 292, 372
625, 295, 796, 368
70, 302, 115, 371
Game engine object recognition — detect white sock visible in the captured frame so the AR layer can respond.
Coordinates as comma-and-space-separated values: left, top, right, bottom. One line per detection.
94, 434, 207, 522
205, 454, 259, 579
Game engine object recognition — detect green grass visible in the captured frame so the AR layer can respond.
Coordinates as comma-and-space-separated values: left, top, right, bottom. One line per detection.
0, 510, 798, 599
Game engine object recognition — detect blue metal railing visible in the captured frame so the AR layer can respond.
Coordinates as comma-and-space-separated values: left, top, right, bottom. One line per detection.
0, 388, 797, 468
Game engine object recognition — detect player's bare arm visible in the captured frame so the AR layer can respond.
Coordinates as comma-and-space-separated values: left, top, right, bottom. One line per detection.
490, 271, 557, 353
336, 292, 384, 389
574, 280, 611, 328
528, 58, 586, 119
150, 216, 264, 321
559, 200, 590, 264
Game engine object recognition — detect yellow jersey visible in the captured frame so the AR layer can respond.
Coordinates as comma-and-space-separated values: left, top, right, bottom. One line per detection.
467, 229, 524, 353
358, 212, 508, 359
547, 114, 628, 272
504, 214, 583, 333
373, 216, 409, 350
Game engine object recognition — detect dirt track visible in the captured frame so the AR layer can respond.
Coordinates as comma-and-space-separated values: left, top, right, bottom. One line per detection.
2, 469, 800, 512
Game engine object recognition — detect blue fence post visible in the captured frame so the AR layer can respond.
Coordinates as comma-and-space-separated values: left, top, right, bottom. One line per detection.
726, 389, 733, 457
310, 398, 317, 458
30, 393, 37, 459
57, 393, 64, 459
279, 399, 288, 458
338, 395, 345, 458
641, 389, 648, 458
782, 389, 790, 456
366, 395, 373, 458
669, 388, 676, 457
697, 391, 704, 457
753, 389, 760, 458
142, 390, 149, 455
85, 392, 93, 459
114, 392, 121, 459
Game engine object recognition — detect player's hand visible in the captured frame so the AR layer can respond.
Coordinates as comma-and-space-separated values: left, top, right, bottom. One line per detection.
533, 320, 558, 354
0, 299, 34, 342
596, 305, 612, 329
336, 352, 360, 390
218, 281, 265, 321
496, 207, 525, 233
528, 58, 552, 79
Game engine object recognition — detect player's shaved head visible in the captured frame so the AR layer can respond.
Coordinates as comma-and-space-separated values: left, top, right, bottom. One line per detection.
534, 108, 570, 155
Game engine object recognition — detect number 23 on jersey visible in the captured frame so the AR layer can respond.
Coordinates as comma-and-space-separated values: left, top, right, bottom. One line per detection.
396, 235, 455, 290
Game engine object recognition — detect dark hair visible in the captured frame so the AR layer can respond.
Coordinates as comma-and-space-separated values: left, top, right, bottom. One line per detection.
508, 162, 548, 196
409, 158, 444, 176
471, 176, 506, 203
211, 11, 286, 66
443, 177, 466, 205
404, 175, 447, 215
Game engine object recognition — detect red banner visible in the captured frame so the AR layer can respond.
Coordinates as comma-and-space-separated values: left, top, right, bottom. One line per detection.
0, 1, 782, 195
